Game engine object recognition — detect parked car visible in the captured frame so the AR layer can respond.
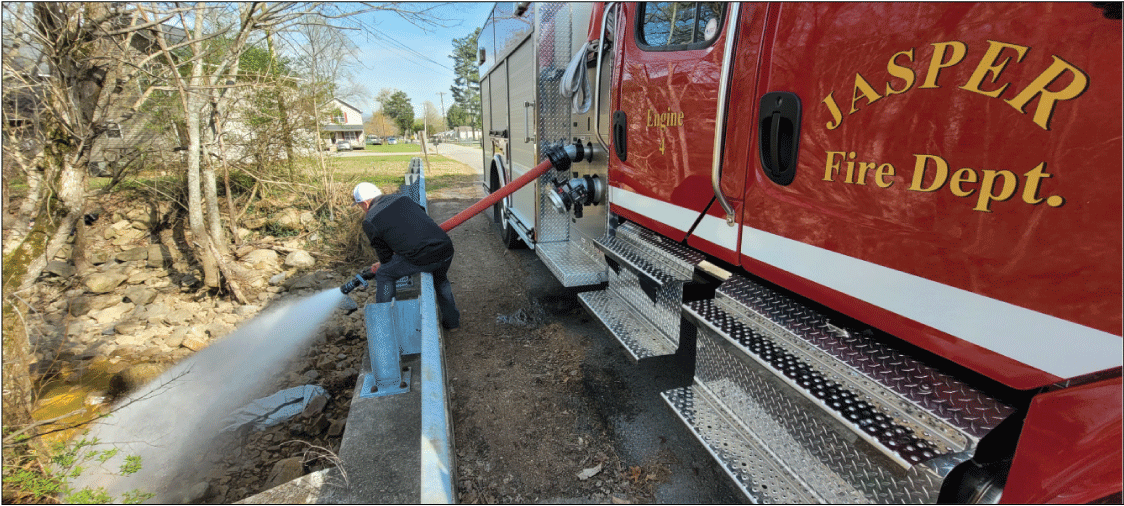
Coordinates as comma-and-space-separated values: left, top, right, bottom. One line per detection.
335, 140, 351, 151
387, 137, 398, 145
367, 136, 382, 145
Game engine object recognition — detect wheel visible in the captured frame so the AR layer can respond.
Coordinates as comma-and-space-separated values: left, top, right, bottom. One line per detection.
490, 169, 523, 249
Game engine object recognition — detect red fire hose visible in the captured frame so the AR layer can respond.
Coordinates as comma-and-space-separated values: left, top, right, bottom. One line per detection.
439, 157, 556, 232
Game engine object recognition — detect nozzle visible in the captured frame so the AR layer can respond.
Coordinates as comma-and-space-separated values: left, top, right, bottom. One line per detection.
340, 271, 378, 295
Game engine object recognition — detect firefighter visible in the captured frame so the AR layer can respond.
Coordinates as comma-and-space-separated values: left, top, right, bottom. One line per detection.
353, 182, 460, 329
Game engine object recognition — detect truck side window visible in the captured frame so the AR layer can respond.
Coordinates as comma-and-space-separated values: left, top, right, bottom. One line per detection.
638, 2, 724, 50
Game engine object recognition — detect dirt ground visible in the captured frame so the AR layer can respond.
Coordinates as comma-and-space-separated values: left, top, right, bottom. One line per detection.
430, 189, 740, 504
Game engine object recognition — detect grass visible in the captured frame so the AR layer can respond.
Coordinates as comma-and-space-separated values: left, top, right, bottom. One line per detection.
327, 154, 477, 193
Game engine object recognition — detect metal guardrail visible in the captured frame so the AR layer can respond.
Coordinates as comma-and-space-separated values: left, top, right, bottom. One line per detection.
359, 158, 454, 502
418, 271, 455, 503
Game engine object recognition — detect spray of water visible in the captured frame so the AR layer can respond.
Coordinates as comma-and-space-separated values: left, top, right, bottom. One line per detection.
69, 289, 349, 502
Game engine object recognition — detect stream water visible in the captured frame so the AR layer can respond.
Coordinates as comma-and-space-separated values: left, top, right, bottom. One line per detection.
69, 289, 348, 503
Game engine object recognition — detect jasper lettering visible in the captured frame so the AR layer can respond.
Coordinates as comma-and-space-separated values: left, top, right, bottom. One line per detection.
822, 40, 1089, 131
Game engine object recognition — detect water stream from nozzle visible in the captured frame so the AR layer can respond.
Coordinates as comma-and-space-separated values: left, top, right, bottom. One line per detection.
70, 289, 348, 503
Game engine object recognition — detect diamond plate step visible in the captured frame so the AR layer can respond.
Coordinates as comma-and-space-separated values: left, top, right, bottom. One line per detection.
675, 274, 1016, 502
607, 221, 705, 280
579, 289, 677, 361
536, 240, 607, 288
583, 222, 705, 359
712, 275, 1014, 442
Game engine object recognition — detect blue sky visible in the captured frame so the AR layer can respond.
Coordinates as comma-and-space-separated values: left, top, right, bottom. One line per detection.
349, 2, 494, 118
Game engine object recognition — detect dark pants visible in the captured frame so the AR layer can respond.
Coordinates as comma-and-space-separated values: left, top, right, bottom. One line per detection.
375, 254, 460, 328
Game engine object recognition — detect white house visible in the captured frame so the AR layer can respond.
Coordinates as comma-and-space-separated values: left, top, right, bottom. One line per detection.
323, 98, 365, 149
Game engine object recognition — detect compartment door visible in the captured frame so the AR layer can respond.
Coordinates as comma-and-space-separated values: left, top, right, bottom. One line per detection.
734, 3, 1122, 388
608, 2, 730, 243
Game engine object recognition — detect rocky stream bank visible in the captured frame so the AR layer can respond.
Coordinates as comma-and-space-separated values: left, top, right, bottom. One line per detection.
15, 193, 375, 503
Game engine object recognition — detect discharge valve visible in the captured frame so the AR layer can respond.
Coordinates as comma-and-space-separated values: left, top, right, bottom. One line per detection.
549, 174, 604, 219
340, 270, 378, 295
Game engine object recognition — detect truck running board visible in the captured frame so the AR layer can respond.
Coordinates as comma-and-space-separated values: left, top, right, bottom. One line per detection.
666, 274, 1015, 502
536, 240, 606, 287
579, 222, 705, 360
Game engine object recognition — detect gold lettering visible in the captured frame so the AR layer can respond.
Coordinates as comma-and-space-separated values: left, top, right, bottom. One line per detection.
974, 170, 1018, 212
949, 167, 978, 197
885, 49, 916, 95
960, 40, 1029, 98
909, 154, 949, 192
823, 151, 846, 181
875, 163, 895, 188
920, 41, 967, 89
844, 152, 858, 183
1021, 161, 1054, 204
1005, 56, 1089, 131
850, 73, 883, 113
822, 93, 844, 130
855, 162, 877, 185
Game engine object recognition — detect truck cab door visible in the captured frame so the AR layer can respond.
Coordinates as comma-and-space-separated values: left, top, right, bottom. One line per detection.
608, 2, 736, 245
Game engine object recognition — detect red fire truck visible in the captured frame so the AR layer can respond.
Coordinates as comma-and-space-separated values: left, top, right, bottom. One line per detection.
477, 2, 1121, 502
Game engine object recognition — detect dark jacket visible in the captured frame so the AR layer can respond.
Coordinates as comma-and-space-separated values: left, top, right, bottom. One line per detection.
362, 194, 454, 265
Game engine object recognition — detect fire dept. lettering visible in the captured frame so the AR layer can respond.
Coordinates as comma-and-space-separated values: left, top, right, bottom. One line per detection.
823, 151, 1065, 213
822, 40, 1089, 131
646, 108, 684, 129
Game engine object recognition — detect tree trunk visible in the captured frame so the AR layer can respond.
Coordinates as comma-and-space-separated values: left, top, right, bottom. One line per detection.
202, 119, 227, 255
17, 154, 86, 291
186, 81, 220, 289
2, 158, 49, 257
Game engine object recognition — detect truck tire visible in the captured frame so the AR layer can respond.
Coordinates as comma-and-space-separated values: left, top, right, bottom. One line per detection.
490, 171, 523, 249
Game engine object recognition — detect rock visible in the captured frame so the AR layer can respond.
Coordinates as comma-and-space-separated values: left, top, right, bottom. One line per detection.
166, 308, 194, 325
91, 302, 135, 325
302, 370, 319, 381
165, 327, 188, 348
235, 304, 260, 317
243, 249, 280, 268
274, 209, 301, 229
89, 294, 120, 311
269, 272, 287, 286
166, 481, 210, 504
204, 322, 233, 339
284, 250, 315, 268
266, 457, 305, 489
243, 217, 269, 230
69, 296, 92, 317
140, 303, 170, 324
45, 260, 75, 278
116, 247, 148, 262
124, 270, 151, 284
182, 333, 208, 351
88, 250, 110, 265
327, 419, 346, 437
179, 273, 200, 287
85, 272, 128, 293
123, 286, 157, 305
299, 211, 315, 226
114, 319, 146, 336
282, 273, 318, 290
307, 414, 330, 435
300, 395, 328, 418
109, 362, 169, 396
146, 244, 166, 268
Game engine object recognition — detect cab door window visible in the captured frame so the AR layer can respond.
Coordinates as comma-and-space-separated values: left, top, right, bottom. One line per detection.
638, 2, 724, 50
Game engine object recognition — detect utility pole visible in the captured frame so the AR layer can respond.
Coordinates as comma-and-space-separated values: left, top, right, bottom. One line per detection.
437, 91, 446, 139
